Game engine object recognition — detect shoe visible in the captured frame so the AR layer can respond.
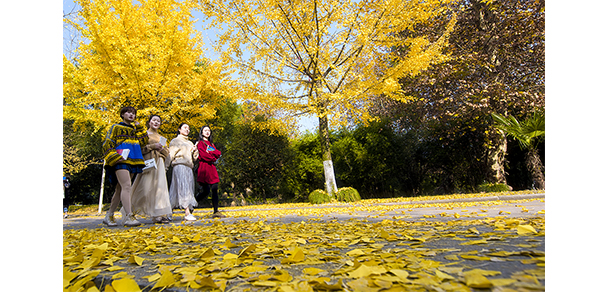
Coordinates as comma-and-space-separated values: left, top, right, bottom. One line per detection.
63, 214, 68, 219
103, 213, 118, 227
153, 216, 170, 224
211, 211, 226, 219
124, 213, 142, 227
184, 214, 197, 221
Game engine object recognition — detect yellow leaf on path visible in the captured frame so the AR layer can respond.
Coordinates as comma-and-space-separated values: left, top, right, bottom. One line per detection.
517, 224, 537, 235
105, 266, 124, 272
438, 267, 463, 274
295, 280, 314, 292
303, 267, 326, 276
152, 270, 175, 290
253, 281, 277, 287
128, 255, 144, 266
347, 278, 377, 292
144, 274, 161, 282
278, 285, 297, 292
239, 244, 257, 257
78, 257, 101, 270
490, 278, 517, 286
373, 279, 392, 288
310, 279, 343, 290
461, 239, 488, 245
444, 254, 459, 261
348, 264, 387, 278
388, 269, 409, 282
242, 266, 268, 273
346, 249, 366, 257
461, 255, 491, 261
270, 269, 292, 282
223, 253, 238, 260
463, 269, 502, 277
190, 234, 201, 242
64, 268, 77, 287
464, 273, 492, 288
435, 270, 455, 281
281, 248, 305, 264
111, 278, 141, 292
199, 276, 218, 288
112, 272, 135, 279
86, 285, 101, 292
171, 236, 182, 244
200, 248, 215, 258
223, 238, 238, 248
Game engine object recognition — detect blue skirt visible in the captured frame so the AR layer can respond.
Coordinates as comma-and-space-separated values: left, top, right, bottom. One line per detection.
107, 163, 143, 185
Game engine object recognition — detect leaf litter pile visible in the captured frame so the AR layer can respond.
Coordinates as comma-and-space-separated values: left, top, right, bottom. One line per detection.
64, 195, 544, 292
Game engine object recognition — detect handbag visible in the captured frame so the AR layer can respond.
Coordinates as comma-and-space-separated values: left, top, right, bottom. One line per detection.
142, 158, 157, 172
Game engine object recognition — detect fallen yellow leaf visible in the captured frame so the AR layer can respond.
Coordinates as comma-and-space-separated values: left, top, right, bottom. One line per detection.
111, 278, 141, 292
517, 224, 537, 235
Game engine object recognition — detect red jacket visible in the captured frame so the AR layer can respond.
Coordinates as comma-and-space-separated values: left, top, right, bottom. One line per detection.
196, 140, 221, 184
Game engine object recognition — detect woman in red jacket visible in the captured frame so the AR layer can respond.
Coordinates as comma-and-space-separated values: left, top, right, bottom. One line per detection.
196, 126, 225, 218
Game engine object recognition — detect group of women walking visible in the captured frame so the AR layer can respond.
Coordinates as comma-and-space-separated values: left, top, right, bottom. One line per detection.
101, 106, 225, 227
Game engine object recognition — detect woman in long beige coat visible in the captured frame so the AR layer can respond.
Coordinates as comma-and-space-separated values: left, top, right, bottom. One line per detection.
124, 115, 172, 223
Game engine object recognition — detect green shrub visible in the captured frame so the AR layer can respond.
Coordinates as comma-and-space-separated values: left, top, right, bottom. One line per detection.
308, 189, 331, 204
335, 187, 361, 202
477, 183, 511, 193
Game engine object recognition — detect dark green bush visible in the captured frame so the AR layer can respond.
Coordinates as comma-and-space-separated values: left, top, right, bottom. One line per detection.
308, 189, 331, 204
477, 183, 511, 193
335, 187, 361, 202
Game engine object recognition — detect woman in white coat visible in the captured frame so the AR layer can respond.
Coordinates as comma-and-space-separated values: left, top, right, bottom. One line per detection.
168, 123, 199, 221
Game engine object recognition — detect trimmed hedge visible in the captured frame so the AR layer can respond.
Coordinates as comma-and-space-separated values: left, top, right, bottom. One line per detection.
476, 183, 511, 193
308, 189, 331, 204
335, 187, 361, 202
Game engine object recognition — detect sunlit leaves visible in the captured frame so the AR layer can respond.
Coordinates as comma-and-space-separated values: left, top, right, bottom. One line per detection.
64, 196, 544, 291
64, 0, 234, 132
199, 0, 457, 130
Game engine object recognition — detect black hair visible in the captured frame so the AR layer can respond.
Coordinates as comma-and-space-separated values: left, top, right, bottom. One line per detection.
198, 125, 213, 142
177, 123, 189, 135
119, 106, 137, 119
146, 114, 162, 129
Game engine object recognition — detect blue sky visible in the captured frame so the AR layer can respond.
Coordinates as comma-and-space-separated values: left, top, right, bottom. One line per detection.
62, 0, 319, 133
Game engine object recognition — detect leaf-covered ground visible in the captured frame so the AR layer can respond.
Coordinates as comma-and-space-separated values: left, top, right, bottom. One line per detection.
64, 192, 544, 292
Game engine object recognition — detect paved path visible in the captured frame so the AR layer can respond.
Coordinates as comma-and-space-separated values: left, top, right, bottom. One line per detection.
63, 193, 545, 292
63, 193, 545, 229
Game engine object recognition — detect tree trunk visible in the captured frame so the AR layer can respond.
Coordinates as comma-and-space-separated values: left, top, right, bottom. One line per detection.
526, 148, 545, 190
318, 115, 338, 195
486, 130, 509, 187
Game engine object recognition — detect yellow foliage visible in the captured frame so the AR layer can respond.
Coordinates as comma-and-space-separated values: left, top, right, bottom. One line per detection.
63, 194, 544, 291
199, 0, 457, 130
64, 0, 236, 131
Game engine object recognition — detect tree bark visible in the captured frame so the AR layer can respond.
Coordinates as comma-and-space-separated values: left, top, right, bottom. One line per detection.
318, 115, 338, 195
486, 130, 508, 186
526, 148, 545, 190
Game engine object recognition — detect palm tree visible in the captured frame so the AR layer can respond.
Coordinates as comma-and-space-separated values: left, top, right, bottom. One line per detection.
492, 112, 545, 189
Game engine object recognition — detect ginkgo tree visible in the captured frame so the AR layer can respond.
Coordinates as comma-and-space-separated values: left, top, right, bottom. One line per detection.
197, 0, 457, 194
63, 0, 235, 133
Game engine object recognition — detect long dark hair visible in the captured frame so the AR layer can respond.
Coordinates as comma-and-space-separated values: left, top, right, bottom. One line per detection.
177, 123, 188, 135
146, 114, 161, 129
198, 125, 213, 143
